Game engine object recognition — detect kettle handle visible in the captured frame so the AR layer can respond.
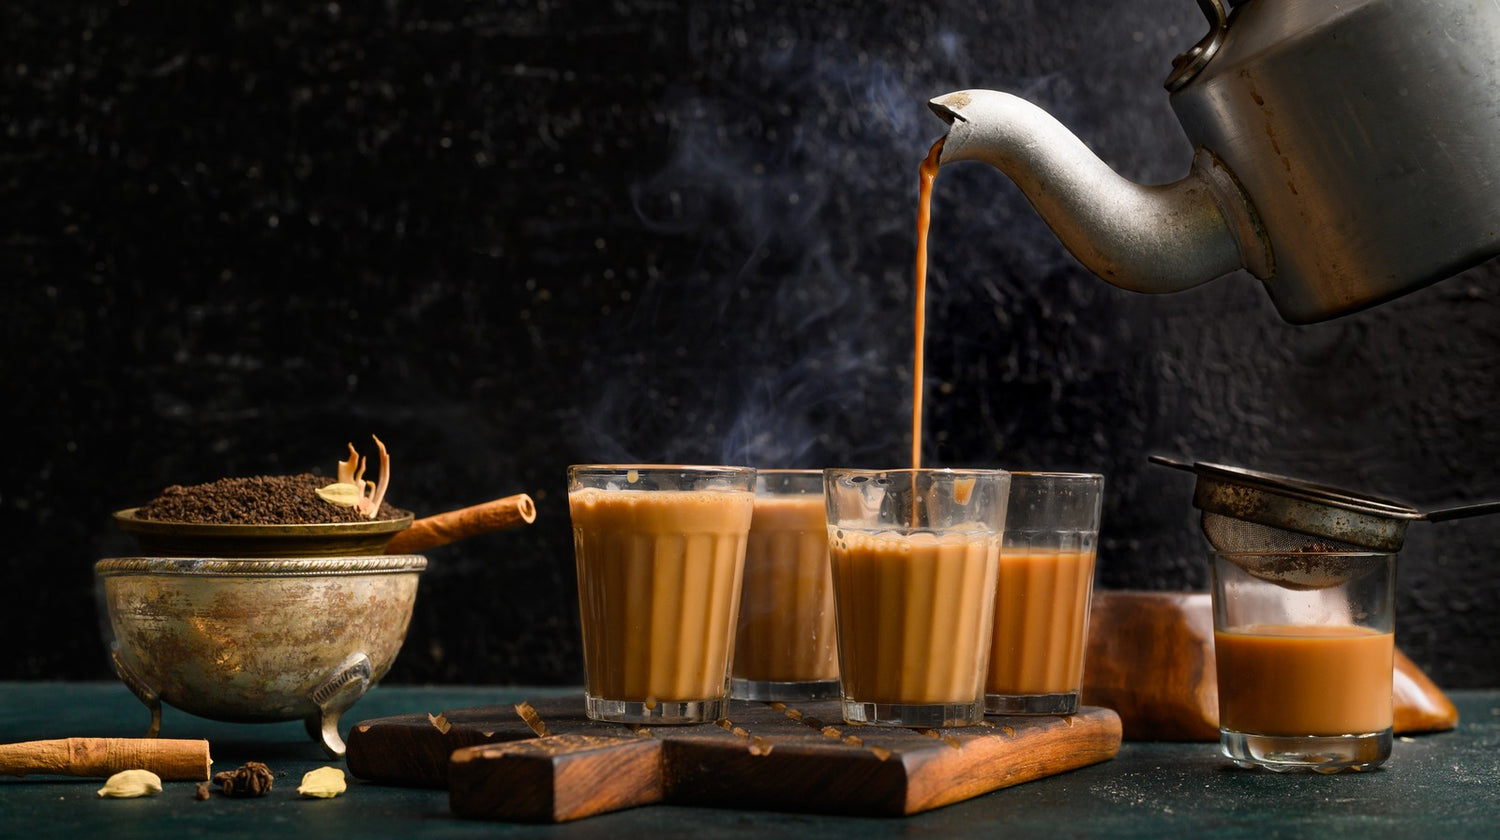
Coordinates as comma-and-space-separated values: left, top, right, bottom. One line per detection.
1165, 0, 1229, 92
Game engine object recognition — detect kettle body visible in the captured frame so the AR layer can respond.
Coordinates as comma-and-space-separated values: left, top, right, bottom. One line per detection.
930, 0, 1500, 323
1170, 0, 1500, 321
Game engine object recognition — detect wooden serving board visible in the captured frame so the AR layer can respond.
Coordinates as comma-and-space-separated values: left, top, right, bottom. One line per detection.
346, 696, 1121, 823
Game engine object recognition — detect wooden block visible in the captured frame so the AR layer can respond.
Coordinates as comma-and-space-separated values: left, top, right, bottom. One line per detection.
449, 733, 663, 823
1394, 648, 1461, 734
1082, 591, 1220, 741
347, 701, 627, 787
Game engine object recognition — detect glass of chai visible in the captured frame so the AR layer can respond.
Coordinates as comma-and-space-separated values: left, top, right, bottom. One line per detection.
985, 472, 1105, 716
1210, 550, 1397, 773
824, 468, 1010, 727
568, 465, 756, 724
731, 469, 839, 701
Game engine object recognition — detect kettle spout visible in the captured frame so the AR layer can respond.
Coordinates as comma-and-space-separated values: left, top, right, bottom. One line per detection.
929, 89, 1268, 294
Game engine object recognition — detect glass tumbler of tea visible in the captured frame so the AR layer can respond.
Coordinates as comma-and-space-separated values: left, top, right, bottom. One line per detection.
985, 472, 1105, 716
568, 465, 756, 724
824, 467, 1010, 727
731, 469, 839, 701
1210, 550, 1397, 773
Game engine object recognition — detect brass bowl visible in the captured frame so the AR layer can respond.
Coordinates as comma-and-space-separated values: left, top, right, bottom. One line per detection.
113, 508, 414, 558
96, 554, 427, 757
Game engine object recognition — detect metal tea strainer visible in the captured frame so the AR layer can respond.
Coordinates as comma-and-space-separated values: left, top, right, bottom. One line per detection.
1149, 455, 1500, 588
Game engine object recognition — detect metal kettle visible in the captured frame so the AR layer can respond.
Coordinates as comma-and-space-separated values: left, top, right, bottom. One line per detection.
929, 0, 1500, 323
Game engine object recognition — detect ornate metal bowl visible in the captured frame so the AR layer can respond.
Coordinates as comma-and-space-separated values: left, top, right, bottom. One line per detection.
96, 554, 427, 757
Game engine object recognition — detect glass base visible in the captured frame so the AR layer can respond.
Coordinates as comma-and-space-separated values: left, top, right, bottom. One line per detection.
584, 694, 728, 725
841, 698, 985, 728
985, 691, 1080, 715
731, 678, 840, 702
1220, 728, 1392, 773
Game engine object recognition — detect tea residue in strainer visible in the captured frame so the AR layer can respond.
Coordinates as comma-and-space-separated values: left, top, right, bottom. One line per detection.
1199, 515, 1369, 589
1210, 543, 1391, 591
1198, 514, 1364, 554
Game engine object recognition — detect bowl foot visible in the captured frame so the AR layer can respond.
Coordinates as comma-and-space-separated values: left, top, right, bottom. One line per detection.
307, 652, 374, 757
110, 650, 163, 738
306, 714, 346, 757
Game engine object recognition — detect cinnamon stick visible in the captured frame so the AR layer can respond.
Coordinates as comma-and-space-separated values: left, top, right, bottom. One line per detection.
385, 493, 537, 554
0, 738, 212, 780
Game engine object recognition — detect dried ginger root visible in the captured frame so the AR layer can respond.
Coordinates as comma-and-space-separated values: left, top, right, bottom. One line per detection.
315, 436, 391, 519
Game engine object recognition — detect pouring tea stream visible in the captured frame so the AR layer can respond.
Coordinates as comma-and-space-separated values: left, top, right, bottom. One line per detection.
927, 0, 1500, 324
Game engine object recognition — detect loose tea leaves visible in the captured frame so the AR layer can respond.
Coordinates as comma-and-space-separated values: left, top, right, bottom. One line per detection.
136, 474, 406, 525
135, 438, 406, 525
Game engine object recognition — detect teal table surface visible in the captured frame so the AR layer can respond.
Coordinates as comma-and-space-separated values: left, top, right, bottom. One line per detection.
2, 682, 1497, 839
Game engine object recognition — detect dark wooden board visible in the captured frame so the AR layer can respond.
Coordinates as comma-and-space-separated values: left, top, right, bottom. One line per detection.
347, 696, 1121, 822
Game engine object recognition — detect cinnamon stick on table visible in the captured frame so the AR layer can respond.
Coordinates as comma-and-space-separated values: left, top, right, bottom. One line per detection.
0, 738, 212, 781
385, 493, 537, 554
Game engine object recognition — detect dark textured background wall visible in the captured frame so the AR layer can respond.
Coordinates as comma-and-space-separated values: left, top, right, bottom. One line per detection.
4, 1, 1497, 689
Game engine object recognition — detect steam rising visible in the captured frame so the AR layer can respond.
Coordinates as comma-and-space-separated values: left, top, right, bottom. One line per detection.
575, 21, 950, 468
568, 8, 1139, 471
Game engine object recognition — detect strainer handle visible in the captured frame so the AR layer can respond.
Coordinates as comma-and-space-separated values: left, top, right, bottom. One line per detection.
1147, 455, 1195, 474
1422, 500, 1500, 523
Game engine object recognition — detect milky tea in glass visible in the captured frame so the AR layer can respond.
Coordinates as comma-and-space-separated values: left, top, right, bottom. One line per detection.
731, 470, 839, 701
1210, 550, 1396, 773
568, 465, 755, 724
985, 472, 1104, 716
825, 468, 1009, 728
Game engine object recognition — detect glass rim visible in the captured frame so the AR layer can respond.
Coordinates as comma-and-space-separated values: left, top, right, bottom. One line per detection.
822, 467, 1011, 478
753, 468, 823, 475
1008, 470, 1104, 480
754, 468, 823, 494
568, 464, 756, 476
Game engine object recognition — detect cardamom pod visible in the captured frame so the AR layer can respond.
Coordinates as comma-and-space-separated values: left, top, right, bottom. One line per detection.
296, 765, 347, 799
97, 769, 163, 798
